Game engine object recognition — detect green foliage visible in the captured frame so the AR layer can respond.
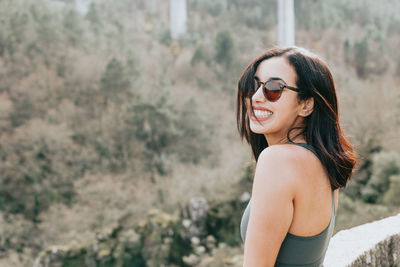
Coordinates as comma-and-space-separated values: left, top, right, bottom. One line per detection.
63, 8, 83, 46
30, 2, 59, 50
353, 36, 369, 78
172, 97, 215, 165
125, 50, 141, 82
9, 94, 34, 127
9, 11, 29, 44
64, 258, 87, 267
126, 91, 216, 182
127, 87, 180, 181
396, 43, 400, 78
159, 28, 172, 46
191, 45, 210, 66
341, 32, 387, 79
383, 175, 400, 206
220, 0, 277, 29
85, 3, 102, 34
190, 0, 227, 16
100, 58, 131, 105
361, 151, 400, 204
206, 199, 244, 247
342, 135, 382, 201
295, 0, 328, 31
0, 121, 93, 221
238, 161, 256, 193
343, 39, 351, 64
215, 31, 234, 68
238, 6, 264, 28
335, 192, 400, 233
206, 0, 227, 16
295, 0, 390, 32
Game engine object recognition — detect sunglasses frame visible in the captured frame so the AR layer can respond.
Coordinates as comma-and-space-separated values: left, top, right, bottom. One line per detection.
249, 77, 300, 102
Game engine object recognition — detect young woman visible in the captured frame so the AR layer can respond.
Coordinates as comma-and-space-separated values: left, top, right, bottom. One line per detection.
236, 46, 357, 266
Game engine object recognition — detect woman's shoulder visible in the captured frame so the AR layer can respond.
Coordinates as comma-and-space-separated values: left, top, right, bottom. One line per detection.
260, 143, 314, 164
258, 143, 316, 186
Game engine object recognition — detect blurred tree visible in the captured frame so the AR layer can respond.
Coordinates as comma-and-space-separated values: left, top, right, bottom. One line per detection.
100, 58, 131, 105
159, 28, 172, 46
191, 44, 210, 66
215, 30, 234, 68
9, 94, 33, 127
361, 151, 400, 204
383, 175, 400, 206
353, 36, 369, 78
343, 39, 351, 64
9, 12, 28, 44
190, 0, 227, 16
63, 8, 83, 46
85, 2, 102, 35
395, 43, 400, 78
228, 0, 276, 29
128, 90, 180, 183
0, 31, 4, 57
31, 3, 59, 54
342, 133, 382, 201
172, 97, 215, 165
0, 121, 90, 221
238, 160, 256, 194
125, 50, 141, 83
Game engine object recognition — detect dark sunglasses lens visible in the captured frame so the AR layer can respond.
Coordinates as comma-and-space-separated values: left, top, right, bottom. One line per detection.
264, 81, 282, 102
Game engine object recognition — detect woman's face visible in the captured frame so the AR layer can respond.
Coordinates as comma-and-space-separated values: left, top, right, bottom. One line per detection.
246, 56, 308, 145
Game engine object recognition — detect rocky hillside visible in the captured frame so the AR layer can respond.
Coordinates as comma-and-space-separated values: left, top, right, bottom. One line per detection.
1, 0, 400, 266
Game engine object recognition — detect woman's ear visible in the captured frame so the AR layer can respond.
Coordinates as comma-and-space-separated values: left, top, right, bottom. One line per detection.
299, 97, 314, 117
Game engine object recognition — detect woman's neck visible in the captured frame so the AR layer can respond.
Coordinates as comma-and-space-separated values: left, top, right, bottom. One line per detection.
265, 133, 307, 146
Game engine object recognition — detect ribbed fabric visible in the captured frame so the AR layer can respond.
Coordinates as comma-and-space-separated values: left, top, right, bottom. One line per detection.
240, 142, 335, 267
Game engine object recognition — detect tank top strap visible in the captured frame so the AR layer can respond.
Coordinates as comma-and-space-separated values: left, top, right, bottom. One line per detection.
285, 141, 319, 159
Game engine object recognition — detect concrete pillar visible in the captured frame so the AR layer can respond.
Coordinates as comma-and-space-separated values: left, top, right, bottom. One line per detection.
75, 0, 90, 15
278, 0, 295, 46
170, 0, 187, 39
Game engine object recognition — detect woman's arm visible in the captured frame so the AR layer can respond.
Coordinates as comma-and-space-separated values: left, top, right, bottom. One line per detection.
243, 145, 297, 267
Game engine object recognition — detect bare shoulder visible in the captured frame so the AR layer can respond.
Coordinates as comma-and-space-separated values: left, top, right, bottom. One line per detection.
262, 143, 315, 161
255, 144, 306, 195
259, 144, 310, 172
256, 144, 319, 190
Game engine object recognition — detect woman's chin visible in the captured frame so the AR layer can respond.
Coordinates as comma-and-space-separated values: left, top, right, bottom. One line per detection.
250, 121, 273, 134
249, 124, 269, 134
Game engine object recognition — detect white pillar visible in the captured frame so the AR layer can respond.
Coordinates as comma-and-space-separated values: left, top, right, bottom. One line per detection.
278, 0, 295, 46
170, 0, 187, 39
75, 0, 90, 15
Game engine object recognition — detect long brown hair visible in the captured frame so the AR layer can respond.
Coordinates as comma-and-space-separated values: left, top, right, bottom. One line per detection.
236, 46, 358, 190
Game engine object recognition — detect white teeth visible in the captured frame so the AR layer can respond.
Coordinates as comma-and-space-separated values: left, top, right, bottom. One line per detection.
254, 110, 273, 118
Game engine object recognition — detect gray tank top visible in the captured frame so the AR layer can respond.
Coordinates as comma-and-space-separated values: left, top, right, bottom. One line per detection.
240, 142, 335, 266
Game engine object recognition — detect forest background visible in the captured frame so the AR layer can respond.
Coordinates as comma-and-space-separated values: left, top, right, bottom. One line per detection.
0, 0, 400, 266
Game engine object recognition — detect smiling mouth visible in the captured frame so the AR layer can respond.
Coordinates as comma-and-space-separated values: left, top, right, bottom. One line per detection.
250, 112, 273, 122
253, 110, 273, 118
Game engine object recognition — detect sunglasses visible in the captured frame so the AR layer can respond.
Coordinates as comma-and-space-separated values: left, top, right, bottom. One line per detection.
246, 77, 299, 102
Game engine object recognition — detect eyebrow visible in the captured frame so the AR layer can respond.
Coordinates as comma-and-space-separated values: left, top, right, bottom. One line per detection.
254, 75, 287, 84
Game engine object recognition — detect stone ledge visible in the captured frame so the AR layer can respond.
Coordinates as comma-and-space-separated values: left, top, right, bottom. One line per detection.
324, 213, 400, 266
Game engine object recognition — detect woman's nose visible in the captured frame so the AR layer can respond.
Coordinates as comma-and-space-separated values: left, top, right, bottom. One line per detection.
252, 85, 266, 102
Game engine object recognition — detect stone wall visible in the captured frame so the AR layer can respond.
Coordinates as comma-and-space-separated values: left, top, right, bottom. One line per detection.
324, 213, 400, 267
